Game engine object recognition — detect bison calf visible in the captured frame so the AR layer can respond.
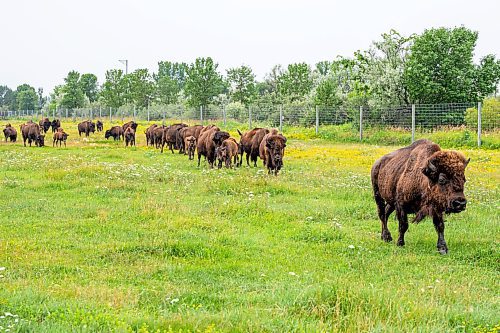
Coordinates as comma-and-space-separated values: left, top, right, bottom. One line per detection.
371, 139, 469, 254
53, 129, 69, 147
216, 138, 239, 168
185, 136, 197, 160
105, 126, 124, 141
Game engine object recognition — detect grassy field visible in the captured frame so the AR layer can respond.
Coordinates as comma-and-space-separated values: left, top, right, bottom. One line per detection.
0, 120, 499, 332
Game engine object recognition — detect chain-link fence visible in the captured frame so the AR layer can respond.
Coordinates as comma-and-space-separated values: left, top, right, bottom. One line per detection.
1, 101, 498, 146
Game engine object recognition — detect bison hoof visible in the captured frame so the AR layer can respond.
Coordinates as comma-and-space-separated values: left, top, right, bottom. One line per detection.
381, 232, 392, 242
437, 246, 448, 255
397, 239, 405, 247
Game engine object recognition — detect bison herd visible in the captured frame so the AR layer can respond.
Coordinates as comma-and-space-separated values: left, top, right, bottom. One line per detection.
3, 119, 472, 253
4, 119, 287, 175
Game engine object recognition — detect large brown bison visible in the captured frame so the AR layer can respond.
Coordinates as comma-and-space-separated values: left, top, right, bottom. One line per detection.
197, 127, 230, 168
50, 119, 61, 133
39, 118, 51, 133
122, 121, 138, 132
105, 126, 124, 141
217, 138, 239, 169
152, 126, 167, 148
145, 124, 158, 146
3, 124, 17, 142
237, 128, 269, 167
78, 120, 95, 137
259, 129, 287, 175
160, 123, 188, 153
371, 139, 469, 254
53, 129, 69, 147
124, 127, 136, 147
21, 122, 44, 147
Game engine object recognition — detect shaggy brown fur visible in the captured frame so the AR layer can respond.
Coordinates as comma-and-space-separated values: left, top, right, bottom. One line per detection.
259, 129, 287, 175
152, 126, 166, 148
3, 124, 17, 142
21, 122, 44, 147
161, 123, 188, 153
105, 126, 124, 141
122, 121, 138, 132
39, 118, 51, 133
124, 127, 136, 147
237, 128, 269, 167
51, 119, 61, 133
185, 136, 197, 160
53, 129, 69, 147
96, 120, 103, 132
145, 124, 158, 146
197, 127, 230, 168
371, 139, 469, 254
78, 120, 95, 137
217, 138, 240, 168
179, 125, 204, 153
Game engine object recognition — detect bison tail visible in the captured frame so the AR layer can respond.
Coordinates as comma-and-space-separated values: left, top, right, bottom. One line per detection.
237, 129, 242, 136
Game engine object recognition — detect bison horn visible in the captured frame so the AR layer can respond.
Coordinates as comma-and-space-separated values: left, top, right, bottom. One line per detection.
464, 158, 470, 168
428, 160, 437, 173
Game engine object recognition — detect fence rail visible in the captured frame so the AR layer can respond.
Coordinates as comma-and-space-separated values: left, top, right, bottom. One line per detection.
1, 102, 498, 146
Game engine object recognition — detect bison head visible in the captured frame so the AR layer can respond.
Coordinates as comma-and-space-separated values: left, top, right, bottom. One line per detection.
213, 131, 230, 146
105, 130, 111, 139
422, 151, 469, 214
266, 135, 287, 169
36, 134, 45, 147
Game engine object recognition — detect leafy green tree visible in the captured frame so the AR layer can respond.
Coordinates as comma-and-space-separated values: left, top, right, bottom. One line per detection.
278, 63, 313, 102
226, 65, 256, 107
61, 71, 86, 109
184, 57, 224, 109
154, 61, 188, 105
126, 69, 155, 109
0, 85, 14, 109
314, 79, 341, 107
79, 74, 99, 103
362, 29, 414, 107
474, 55, 500, 100
14, 84, 38, 111
315, 61, 332, 76
404, 27, 498, 103
101, 69, 125, 109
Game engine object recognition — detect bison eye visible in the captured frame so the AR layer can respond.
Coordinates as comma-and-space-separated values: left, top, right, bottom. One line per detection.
438, 173, 448, 185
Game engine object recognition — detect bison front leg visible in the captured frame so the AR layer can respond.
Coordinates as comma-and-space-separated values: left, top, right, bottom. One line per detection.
433, 214, 448, 255
395, 206, 408, 246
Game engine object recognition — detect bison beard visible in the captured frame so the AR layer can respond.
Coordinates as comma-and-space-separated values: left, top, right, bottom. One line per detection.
371, 139, 469, 254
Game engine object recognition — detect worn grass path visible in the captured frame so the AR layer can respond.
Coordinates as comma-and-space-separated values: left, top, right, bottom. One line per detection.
0, 121, 499, 332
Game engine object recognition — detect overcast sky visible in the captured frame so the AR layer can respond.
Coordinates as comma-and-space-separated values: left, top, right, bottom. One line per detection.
1, 0, 499, 94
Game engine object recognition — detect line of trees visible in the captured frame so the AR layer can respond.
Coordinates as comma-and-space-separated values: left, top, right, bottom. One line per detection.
1, 27, 499, 114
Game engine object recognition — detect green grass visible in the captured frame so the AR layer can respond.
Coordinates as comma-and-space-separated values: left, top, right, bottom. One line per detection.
0, 120, 499, 332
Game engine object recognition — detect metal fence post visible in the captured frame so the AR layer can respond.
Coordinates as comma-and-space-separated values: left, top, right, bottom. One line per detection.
279, 105, 283, 132
147, 107, 150, 122
248, 106, 252, 129
99, 106, 102, 119
90, 108, 93, 120
315, 105, 319, 135
359, 106, 363, 141
477, 102, 482, 147
163, 108, 166, 126
65, 108, 68, 119
200, 105, 203, 125
133, 105, 136, 120
411, 104, 415, 143
223, 104, 226, 127
110, 107, 112, 123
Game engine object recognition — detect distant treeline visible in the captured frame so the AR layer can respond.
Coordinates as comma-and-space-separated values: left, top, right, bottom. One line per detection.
1, 26, 499, 115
